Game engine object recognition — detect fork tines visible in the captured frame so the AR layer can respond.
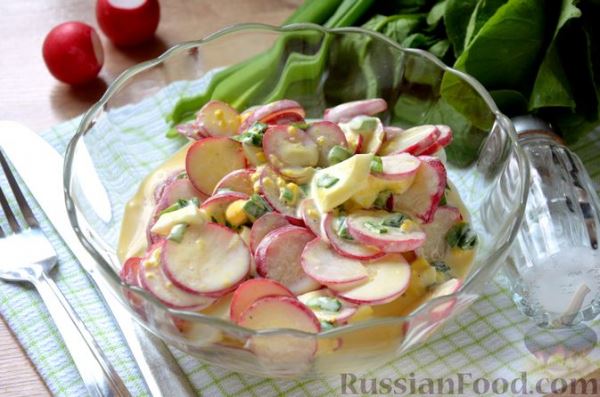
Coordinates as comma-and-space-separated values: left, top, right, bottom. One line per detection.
0, 150, 40, 237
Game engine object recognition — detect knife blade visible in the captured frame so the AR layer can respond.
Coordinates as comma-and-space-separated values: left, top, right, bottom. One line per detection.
0, 121, 196, 397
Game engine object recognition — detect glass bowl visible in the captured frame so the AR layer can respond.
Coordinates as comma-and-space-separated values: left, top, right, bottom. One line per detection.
64, 23, 529, 378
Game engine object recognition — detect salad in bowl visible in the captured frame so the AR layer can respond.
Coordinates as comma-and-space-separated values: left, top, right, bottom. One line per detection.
118, 97, 478, 361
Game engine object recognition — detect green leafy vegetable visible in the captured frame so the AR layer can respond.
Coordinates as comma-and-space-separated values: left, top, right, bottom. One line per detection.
446, 222, 478, 249
232, 122, 268, 146
243, 194, 272, 219
432, 261, 451, 273
320, 320, 335, 331
328, 145, 352, 165
364, 221, 389, 234
167, 223, 188, 243
382, 213, 407, 227
159, 197, 199, 216
307, 296, 342, 312
373, 190, 392, 209
370, 156, 383, 173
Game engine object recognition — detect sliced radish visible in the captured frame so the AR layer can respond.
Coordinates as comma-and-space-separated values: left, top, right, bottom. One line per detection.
195, 100, 240, 137
418, 142, 443, 156
346, 211, 426, 253
230, 279, 294, 323
186, 137, 246, 195
239, 100, 305, 133
140, 243, 216, 309
305, 121, 348, 167
249, 212, 290, 253
297, 289, 357, 324
384, 126, 404, 141
120, 256, 142, 286
435, 125, 453, 147
200, 191, 249, 225
153, 170, 185, 202
176, 121, 207, 140
212, 168, 255, 196
323, 99, 387, 123
416, 206, 462, 261
301, 239, 368, 285
372, 153, 421, 181
155, 177, 205, 213
299, 199, 326, 241
259, 166, 301, 220
379, 125, 440, 156
392, 156, 447, 223
238, 296, 319, 363
429, 278, 461, 320
329, 254, 411, 305
339, 116, 384, 154
263, 125, 318, 171
162, 223, 250, 296
255, 226, 320, 294
242, 143, 265, 167
323, 213, 384, 260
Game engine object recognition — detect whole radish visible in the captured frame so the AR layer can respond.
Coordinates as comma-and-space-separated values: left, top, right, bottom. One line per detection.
96, 0, 160, 46
42, 22, 104, 85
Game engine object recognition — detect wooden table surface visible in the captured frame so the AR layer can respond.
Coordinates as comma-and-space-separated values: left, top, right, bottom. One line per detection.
0, 1, 298, 395
0, 1, 598, 396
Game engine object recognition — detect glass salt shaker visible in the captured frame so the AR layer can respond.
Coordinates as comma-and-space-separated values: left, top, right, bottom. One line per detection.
505, 116, 600, 328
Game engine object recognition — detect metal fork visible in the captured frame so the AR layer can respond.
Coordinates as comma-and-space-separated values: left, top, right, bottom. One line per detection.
0, 150, 130, 397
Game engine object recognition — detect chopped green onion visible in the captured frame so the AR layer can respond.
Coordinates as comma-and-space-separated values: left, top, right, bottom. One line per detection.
439, 193, 448, 206
316, 173, 339, 188
336, 217, 353, 240
373, 190, 391, 209
279, 187, 294, 204
232, 122, 268, 146
291, 121, 310, 130
320, 320, 335, 331
327, 145, 352, 165
370, 156, 383, 173
243, 194, 272, 219
177, 172, 188, 179
158, 197, 199, 216
307, 296, 342, 312
446, 222, 478, 250
167, 223, 188, 243
348, 116, 377, 133
364, 221, 388, 234
432, 261, 451, 274
382, 213, 406, 228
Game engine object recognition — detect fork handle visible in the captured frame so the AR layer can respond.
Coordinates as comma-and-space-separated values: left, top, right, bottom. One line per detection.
33, 271, 131, 397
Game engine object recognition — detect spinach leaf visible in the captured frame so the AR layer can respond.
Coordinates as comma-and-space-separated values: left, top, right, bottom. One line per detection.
464, 0, 509, 48
490, 89, 529, 116
427, 0, 446, 28
529, 0, 581, 111
444, 0, 478, 56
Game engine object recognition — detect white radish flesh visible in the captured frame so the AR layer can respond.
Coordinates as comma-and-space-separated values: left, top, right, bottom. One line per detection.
305, 121, 348, 167
200, 191, 249, 225
324, 99, 387, 123
392, 156, 447, 223
162, 223, 250, 296
323, 213, 384, 260
259, 166, 301, 220
329, 254, 411, 305
249, 212, 290, 253
379, 125, 440, 156
212, 168, 255, 196
239, 99, 305, 132
263, 125, 319, 170
297, 289, 357, 324
416, 206, 462, 261
255, 226, 320, 294
372, 153, 421, 181
301, 239, 368, 285
230, 278, 294, 323
186, 137, 246, 195
195, 100, 241, 137
299, 199, 326, 241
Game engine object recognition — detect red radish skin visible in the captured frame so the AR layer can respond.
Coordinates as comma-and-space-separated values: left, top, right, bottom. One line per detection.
249, 212, 290, 253
195, 100, 241, 137
120, 257, 142, 286
435, 125, 453, 146
176, 121, 207, 140
230, 279, 294, 323
254, 226, 321, 294
139, 243, 216, 309
329, 254, 411, 305
42, 22, 104, 85
379, 125, 440, 156
392, 156, 447, 223
263, 125, 319, 170
238, 296, 320, 363
323, 214, 384, 260
346, 211, 426, 253
162, 223, 250, 296
301, 239, 368, 285
416, 206, 462, 261
239, 100, 305, 133
372, 153, 421, 181
200, 191, 249, 225
96, 0, 160, 46
324, 99, 387, 123
186, 137, 246, 195
212, 168, 255, 196
305, 121, 348, 167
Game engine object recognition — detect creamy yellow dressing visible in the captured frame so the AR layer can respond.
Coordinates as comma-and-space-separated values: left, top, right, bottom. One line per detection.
118, 146, 475, 325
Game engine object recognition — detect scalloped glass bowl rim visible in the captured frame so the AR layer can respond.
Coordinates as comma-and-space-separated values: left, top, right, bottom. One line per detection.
64, 23, 529, 338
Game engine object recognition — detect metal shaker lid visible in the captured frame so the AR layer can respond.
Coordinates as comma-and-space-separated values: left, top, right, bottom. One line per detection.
512, 115, 564, 144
